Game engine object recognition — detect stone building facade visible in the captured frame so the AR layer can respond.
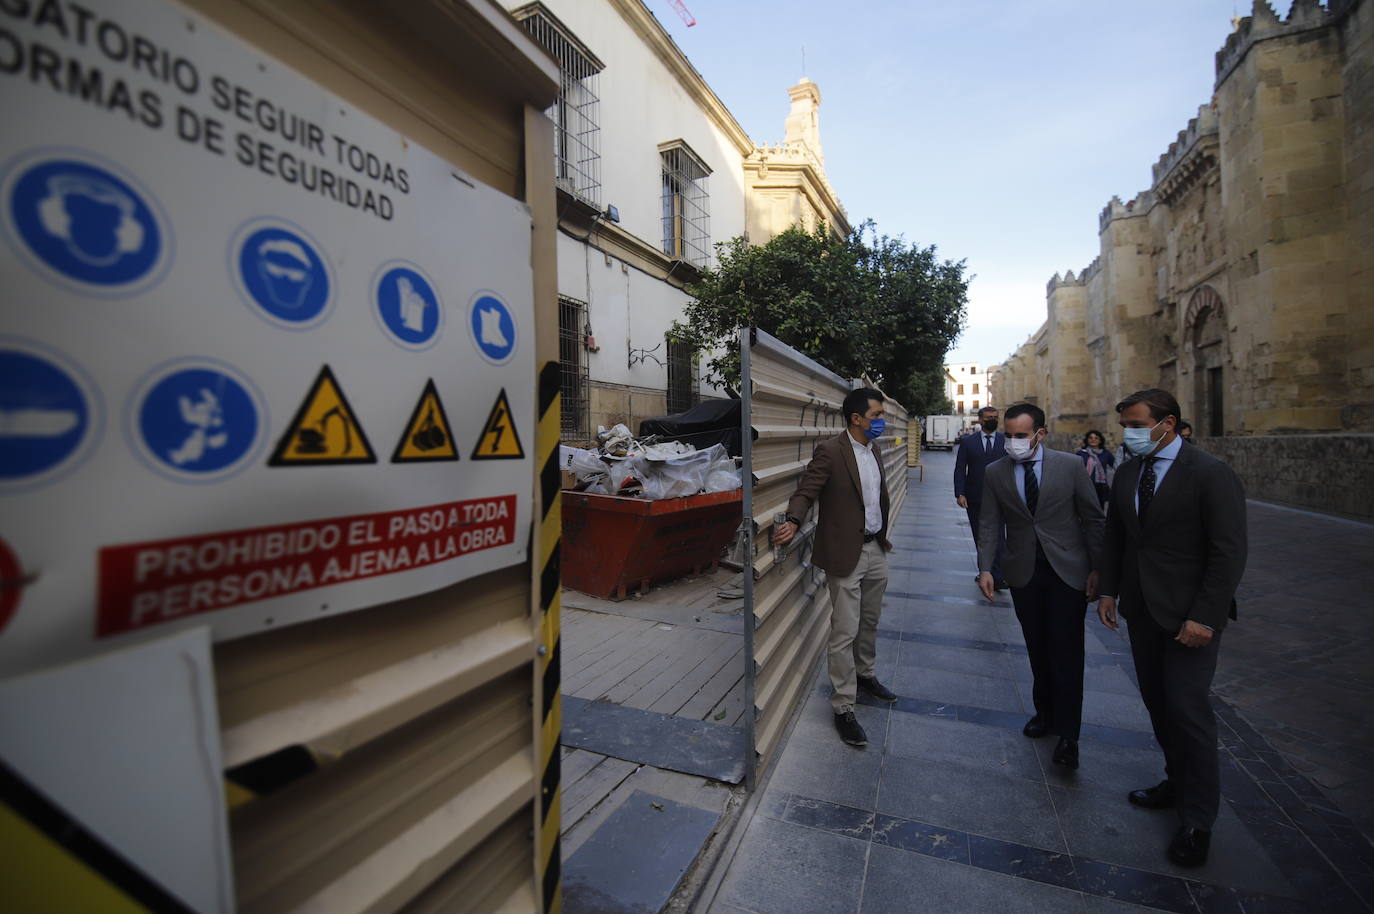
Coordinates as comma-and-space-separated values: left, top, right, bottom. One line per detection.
991, 0, 1374, 519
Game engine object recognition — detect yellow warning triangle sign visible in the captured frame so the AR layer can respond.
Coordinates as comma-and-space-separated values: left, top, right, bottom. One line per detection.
269, 365, 376, 466
392, 379, 459, 463
471, 388, 525, 460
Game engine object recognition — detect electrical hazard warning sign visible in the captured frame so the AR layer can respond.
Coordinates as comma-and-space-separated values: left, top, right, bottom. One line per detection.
392, 379, 458, 463
471, 389, 525, 460
269, 366, 376, 466
0, 0, 534, 675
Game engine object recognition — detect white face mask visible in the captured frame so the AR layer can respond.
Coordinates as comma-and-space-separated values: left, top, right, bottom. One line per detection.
1005, 438, 1036, 462
1123, 419, 1165, 456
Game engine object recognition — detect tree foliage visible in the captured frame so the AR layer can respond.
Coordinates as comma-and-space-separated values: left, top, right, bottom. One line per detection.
671, 221, 969, 415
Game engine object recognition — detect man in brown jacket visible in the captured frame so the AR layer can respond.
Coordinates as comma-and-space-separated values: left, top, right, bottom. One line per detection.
772, 387, 896, 747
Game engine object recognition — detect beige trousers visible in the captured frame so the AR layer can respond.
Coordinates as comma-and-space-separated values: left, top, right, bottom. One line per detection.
826, 539, 889, 713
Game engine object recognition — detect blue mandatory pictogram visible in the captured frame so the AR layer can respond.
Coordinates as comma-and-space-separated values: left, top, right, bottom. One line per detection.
0, 346, 94, 485
375, 263, 442, 350
134, 363, 262, 481
469, 292, 517, 365
7, 158, 164, 290
235, 224, 331, 326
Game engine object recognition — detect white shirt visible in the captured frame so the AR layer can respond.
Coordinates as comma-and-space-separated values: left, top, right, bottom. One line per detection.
849, 435, 883, 534
1134, 434, 1183, 511
1012, 443, 1044, 506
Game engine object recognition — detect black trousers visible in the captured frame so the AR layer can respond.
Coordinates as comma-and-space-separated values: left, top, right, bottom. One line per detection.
966, 502, 1005, 581
1010, 550, 1087, 739
1126, 607, 1223, 830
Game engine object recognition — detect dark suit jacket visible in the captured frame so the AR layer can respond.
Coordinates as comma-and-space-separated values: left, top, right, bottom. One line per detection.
787, 432, 891, 577
954, 431, 1006, 505
1099, 442, 1247, 632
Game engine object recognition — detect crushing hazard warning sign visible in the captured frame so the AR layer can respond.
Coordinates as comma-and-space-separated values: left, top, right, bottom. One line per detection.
0, 0, 534, 674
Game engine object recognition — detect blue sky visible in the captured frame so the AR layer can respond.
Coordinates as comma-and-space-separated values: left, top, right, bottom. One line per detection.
656, 0, 1293, 370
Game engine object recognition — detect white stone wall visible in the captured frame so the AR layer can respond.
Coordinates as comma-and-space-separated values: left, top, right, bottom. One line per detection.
509, 0, 748, 398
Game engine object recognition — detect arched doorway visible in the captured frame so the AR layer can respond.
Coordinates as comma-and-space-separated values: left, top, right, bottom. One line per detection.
1185, 285, 1227, 436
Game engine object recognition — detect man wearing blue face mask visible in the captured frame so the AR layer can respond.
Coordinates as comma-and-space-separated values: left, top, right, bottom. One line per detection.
773, 387, 895, 747
1098, 388, 1247, 869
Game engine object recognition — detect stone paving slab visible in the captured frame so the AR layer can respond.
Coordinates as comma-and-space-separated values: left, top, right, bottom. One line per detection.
706, 454, 1374, 914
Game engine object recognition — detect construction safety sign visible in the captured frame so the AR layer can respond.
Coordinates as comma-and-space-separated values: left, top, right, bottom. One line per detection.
0, 0, 533, 674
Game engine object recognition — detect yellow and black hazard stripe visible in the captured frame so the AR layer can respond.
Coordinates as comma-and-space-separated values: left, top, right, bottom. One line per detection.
0, 758, 195, 913
535, 360, 563, 914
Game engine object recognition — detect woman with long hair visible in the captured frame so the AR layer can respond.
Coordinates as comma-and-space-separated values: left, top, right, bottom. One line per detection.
1077, 429, 1114, 506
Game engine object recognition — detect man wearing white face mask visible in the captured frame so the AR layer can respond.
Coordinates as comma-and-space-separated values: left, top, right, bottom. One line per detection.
976, 404, 1105, 771
1098, 388, 1246, 869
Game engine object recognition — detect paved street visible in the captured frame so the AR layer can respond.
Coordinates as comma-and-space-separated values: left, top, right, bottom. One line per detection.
703, 449, 1374, 913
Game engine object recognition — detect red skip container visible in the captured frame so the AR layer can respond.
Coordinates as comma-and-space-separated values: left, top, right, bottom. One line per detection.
561, 488, 743, 600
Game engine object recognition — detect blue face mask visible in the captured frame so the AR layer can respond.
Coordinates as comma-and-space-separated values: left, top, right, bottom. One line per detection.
864, 417, 886, 442
1123, 419, 1164, 456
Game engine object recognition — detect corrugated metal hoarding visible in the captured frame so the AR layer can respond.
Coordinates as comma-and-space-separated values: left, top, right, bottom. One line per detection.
739, 330, 909, 777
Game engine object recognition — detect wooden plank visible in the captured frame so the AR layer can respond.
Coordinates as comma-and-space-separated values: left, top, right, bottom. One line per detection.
561, 747, 606, 789
706, 676, 748, 728
561, 756, 638, 831
562, 618, 661, 689
598, 627, 717, 706
634, 633, 739, 714
664, 645, 745, 720
570, 628, 680, 700
562, 619, 670, 695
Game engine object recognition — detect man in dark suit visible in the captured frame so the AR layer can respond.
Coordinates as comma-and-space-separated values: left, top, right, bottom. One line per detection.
976, 403, 1104, 770
773, 387, 896, 748
955, 406, 1007, 585
1097, 388, 1247, 868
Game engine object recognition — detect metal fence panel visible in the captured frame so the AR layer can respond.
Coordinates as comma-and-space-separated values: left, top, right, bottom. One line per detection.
741, 331, 909, 774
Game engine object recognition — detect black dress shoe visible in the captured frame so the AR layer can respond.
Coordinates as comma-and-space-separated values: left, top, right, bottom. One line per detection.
1022, 716, 1049, 738
834, 711, 868, 747
1052, 737, 1079, 770
857, 675, 898, 702
1128, 780, 1177, 810
1167, 826, 1211, 867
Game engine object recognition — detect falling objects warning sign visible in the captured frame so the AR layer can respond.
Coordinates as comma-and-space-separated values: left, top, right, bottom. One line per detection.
392, 379, 458, 463
269, 366, 377, 466
97, 496, 518, 636
471, 389, 525, 460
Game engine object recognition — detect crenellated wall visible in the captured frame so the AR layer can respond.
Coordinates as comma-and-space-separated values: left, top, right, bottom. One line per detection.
994, 0, 1373, 448
991, 0, 1373, 515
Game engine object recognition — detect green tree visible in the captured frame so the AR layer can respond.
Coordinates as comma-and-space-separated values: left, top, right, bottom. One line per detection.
672, 221, 969, 413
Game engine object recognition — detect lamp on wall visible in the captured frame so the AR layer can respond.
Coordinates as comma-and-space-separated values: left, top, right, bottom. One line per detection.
604, 204, 620, 223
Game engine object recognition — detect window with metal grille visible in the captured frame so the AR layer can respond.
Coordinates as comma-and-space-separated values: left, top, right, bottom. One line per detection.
514, 4, 603, 207
660, 142, 710, 267
558, 295, 589, 438
666, 337, 699, 415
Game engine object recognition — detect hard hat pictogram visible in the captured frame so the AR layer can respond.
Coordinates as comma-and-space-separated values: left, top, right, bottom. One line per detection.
268, 365, 375, 466
470, 389, 524, 460
392, 379, 459, 463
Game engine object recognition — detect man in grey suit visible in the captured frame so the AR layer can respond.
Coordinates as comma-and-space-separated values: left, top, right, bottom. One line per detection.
976, 403, 1105, 770
1098, 389, 1246, 868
